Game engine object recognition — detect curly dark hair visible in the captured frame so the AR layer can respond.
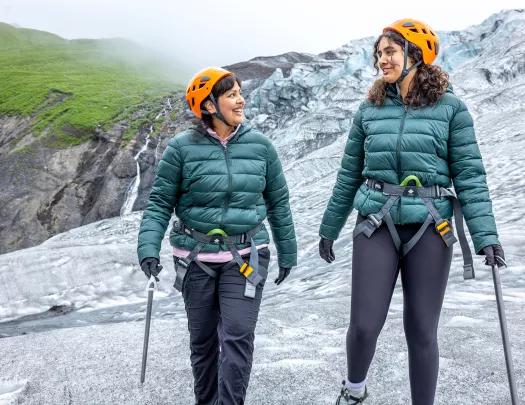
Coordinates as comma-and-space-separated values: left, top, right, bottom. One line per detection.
368, 30, 449, 108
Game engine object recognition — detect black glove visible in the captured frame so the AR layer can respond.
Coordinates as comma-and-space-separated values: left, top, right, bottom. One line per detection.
141, 257, 163, 280
319, 238, 335, 263
275, 267, 291, 285
481, 245, 506, 268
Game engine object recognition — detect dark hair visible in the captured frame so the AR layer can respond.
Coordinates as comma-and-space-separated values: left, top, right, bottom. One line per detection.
368, 30, 449, 108
199, 75, 242, 128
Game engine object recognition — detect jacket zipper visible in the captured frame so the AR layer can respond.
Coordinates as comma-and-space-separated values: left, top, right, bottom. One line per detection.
221, 144, 232, 230
204, 129, 241, 230
396, 104, 408, 222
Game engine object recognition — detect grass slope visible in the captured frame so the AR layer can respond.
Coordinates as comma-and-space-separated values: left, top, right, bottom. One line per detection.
0, 22, 182, 146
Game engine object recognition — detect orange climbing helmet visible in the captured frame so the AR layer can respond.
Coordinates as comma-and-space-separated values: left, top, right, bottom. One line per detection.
186, 67, 234, 119
383, 19, 440, 65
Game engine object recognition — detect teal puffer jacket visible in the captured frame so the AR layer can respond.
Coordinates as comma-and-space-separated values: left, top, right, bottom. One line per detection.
319, 85, 500, 254
137, 123, 297, 268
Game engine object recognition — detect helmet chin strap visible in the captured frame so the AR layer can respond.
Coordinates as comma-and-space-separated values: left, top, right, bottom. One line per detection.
201, 93, 234, 128
396, 40, 422, 85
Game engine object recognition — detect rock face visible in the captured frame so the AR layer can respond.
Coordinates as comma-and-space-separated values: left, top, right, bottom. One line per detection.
0, 97, 188, 254
1, 117, 125, 253
224, 52, 316, 97
1, 9, 524, 254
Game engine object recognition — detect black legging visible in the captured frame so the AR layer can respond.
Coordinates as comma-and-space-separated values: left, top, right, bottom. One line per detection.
347, 214, 452, 405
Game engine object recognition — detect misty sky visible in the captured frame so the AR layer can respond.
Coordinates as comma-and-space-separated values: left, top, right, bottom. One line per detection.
1, 0, 523, 80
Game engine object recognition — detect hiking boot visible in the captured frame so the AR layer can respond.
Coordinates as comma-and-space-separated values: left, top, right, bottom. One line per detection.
335, 381, 368, 404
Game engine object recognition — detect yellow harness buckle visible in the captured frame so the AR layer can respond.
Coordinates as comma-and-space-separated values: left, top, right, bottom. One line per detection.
436, 220, 456, 247
436, 221, 450, 235
240, 262, 254, 277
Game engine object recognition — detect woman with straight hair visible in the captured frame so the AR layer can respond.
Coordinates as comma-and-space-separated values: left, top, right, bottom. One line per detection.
138, 67, 297, 405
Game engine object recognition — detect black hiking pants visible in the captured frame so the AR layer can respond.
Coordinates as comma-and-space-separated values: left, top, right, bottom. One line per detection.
347, 214, 453, 405
179, 247, 270, 405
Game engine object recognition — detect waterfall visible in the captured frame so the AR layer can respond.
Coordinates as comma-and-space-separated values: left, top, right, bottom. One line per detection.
120, 98, 173, 216
119, 127, 153, 216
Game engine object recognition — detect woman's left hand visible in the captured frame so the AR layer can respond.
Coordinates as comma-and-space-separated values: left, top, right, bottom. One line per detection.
481, 244, 506, 268
275, 267, 291, 285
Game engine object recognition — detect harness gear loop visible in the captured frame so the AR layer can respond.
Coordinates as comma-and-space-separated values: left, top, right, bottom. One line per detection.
207, 229, 228, 237
400, 175, 422, 187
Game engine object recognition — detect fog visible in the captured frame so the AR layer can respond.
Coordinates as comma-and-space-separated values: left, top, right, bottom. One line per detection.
1, 0, 524, 81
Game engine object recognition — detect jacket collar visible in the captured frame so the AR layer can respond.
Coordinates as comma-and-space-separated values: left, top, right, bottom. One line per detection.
385, 82, 455, 106
191, 122, 252, 144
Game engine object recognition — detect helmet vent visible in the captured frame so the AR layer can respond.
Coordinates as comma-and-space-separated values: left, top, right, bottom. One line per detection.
185, 68, 233, 119
384, 19, 439, 65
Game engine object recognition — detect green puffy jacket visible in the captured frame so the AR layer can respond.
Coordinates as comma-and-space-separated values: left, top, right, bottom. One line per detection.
137, 123, 297, 268
319, 85, 500, 254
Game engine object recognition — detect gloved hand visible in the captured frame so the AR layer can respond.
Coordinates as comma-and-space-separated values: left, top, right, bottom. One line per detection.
319, 238, 335, 263
275, 267, 291, 285
141, 257, 163, 280
481, 245, 506, 268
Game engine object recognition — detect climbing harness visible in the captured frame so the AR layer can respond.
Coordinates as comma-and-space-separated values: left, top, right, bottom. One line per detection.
173, 222, 267, 298
353, 175, 475, 280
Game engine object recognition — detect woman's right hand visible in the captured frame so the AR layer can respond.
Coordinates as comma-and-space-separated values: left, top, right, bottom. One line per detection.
319, 238, 335, 263
141, 257, 163, 280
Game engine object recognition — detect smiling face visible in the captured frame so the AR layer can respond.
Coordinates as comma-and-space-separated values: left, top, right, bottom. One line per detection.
376, 36, 415, 84
216, 82, 244, 126
204, 80, 244, 127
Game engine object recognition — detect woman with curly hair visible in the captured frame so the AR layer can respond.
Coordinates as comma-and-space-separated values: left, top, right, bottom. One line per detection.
318, 19, 505, 404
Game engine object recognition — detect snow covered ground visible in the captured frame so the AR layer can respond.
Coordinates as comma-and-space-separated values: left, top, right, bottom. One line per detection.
1, 119, 523, 404
0, 259, 523, 404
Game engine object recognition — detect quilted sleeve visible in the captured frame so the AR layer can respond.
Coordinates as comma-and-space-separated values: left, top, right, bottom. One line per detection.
448, 99, 500, 254
263, 141, 297, 268
319, 103, 366, 240
137, 138, 182, 263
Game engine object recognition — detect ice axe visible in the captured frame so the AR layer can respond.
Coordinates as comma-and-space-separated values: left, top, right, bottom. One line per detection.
490, 257, 520, 404
140, 275, 158, 384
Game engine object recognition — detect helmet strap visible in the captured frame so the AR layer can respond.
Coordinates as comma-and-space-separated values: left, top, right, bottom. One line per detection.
206, 93, 234, 128
396, 40, 422, 83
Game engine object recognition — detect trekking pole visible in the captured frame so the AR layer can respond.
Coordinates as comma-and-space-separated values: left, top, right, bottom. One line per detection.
490, 259, 520, 404
141, 276, 158, 384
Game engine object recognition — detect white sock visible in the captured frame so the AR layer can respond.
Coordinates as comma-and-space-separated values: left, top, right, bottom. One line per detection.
345, 378, 366, 395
